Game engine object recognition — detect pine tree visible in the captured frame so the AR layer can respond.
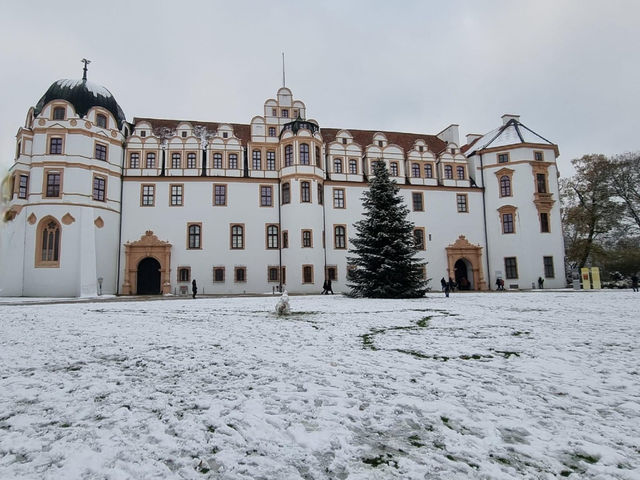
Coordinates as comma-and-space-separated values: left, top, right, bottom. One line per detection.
347, 159, 428, 298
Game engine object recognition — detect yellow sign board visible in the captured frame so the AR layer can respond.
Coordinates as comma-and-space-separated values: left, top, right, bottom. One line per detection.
591, 267, 601, 289
581, 268, 591, 289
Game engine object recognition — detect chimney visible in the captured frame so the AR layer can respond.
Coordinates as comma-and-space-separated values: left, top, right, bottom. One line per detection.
466, 133, 482, 145
436, 124, 460, 146
501, 114, 520, 125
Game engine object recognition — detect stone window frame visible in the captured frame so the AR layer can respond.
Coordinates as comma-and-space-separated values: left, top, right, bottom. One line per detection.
534, 150, 545, 162
543, 256, 555, 278
213, 183, 227, 206
498, 152, 510, 164
302, 264, 314, 284
412, 192, 424, 211
300, 180, 311, 203
282, 230, 289, 249
413, 227, 426, 250
390, 162, 399, 176
92, 174, 107, 202
213, 266, 225, 283
186, 152, 197, 169
498, 205, 517, 234
228, 153, 239, 169
424, 163, 433, 178
282, 182, 291, 204
267, 266, 280, 283
266, 224, 279, 249
456, 165, 466, 180
234, 266, 247, 283
94, 141, 108, 162
334, 224, 347, 250
266, 150, 276, 170
300, 143, 310, 165
284, 145, 293, 167
260, 185, 273, 207
326, 265, 338, 282
140, 183, 155, 207
333, 188, 345, 209
504, 257, 518, 279
177, 266, 191, 282
129, 151, 140, 168
301, 229, 313, 248
18, 173, 29, 199
252, 149, 262, 170
96, 113, 108, 129
35, 216, 62, 268
43, 168, 63, 198
411, 163, 421, 178
348, 159, 358, 174
52, 105, 66, 121
456, 193, 468, 213
540, 211, 551, 233
170, 183, 184, 207
145, 152, 156, 169
334, 158, 343, 173
212, 152, 223, 169
443, 165, 453, 179
48, 135, 64, 155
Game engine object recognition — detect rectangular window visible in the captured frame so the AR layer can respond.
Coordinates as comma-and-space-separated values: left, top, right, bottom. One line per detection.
96, 114, 107, 128
53, 107, 65, 120
536, 173, 547, 193
540, 212, 550, 233
146, 153, 156, 169
170, 184, 183, 206
268, 127, 276, 137
213, 267, 225, 282
252, 150, 261, 170
235, 267, 246, 283
326, 266, 337, 281
349, 159, 357, 174
456, 166, 465, 180
390, 162, 398, 176
231, 224, 244, 249
188, 223, 201, 249
412, 163, 420, 178
268, 266, 280, 282
413, 228, 425, 249
317, 184, 323, 205
505, 257, 518, 279
502, 213, 514, 233
444, 165, 453, 179
129, 152, 140, 168
543, 256, 555, 278
498, 153, 509, 163
229, 153, 238, 169
181, 131, 187, 138
302, 229, 312, 248
267, 151, 276, 170
213, 184, 227, 206
301, 181, 311, 203
334, 225, 346, 249
412, 192, 424, 211
49, 137, 63, 155
282, 109, 289, 118
172, 153, 181, 169
141, 184, 155, 206
282, 183, 290, 204
92, 175, 106, 201
260, 185, 273, 206
178, 267, 190, 282
302, 265, 313, 284
95, 143, 107, 161
456, 194, 468, 213
333, 188, 345, 208
424, 164, 433, 178
46, 172, 61, 198
282, 231, 288, 249
534, 151, 544, 161
18, 174, 29, 199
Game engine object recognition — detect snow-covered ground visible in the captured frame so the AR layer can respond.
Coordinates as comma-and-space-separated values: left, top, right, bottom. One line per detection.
0, 290, 639, 479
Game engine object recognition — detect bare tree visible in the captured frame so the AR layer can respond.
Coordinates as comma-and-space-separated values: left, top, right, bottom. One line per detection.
610, 152, 640, 233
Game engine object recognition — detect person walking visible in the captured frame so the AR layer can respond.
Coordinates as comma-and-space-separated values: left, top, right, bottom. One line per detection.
538, 276, 544, 289
444, 280, 450, 298
440, 277, 447, 291
632, 274, 639, 292
448, 277, 457, 293
326, 278, 334, 294
192, 279, 197, 299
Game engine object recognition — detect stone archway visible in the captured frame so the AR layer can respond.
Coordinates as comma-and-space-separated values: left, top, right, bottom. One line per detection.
446, 235, 486, 291
122, 231, 172, 295
137, 257, 162, 294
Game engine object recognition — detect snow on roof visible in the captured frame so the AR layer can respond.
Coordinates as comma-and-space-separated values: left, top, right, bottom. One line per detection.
54, 79, 114, 99
465, 119, 555, 156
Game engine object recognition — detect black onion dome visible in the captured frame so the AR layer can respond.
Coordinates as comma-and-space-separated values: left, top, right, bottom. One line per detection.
34, 79, 126, 128
280, 115, 319, 137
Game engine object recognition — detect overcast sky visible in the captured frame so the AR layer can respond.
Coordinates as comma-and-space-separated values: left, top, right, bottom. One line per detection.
1, 0, 638, 178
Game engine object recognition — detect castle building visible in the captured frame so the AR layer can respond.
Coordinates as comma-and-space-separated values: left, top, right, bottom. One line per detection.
0, 72, 565, 296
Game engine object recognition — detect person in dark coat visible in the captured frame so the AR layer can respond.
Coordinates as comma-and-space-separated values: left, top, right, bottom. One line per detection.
632, 274, 639, 292
326, 278, 334, 294
538, 277, 544, 289
321, 280, 328, 294
192, 279, 197, 299
444, 281, 450, 297
440, 277, 447, 291
448, 277, 457, 292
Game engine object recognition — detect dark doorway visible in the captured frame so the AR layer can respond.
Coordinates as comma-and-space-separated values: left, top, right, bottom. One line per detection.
454, 259, 472, 290
137, 257, 161, 294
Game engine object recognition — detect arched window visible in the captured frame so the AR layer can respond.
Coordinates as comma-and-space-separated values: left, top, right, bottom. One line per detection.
500, 176, 511, 197
424, 164, 433, 178
444, 165, 453, 179
334, 225, 346, 249
267, 225, 279, 249
188, 224, 201, 249
301, 181, 311, 202
457, 166, 465, 180
96, 114, 107, 128
36, 217, 61, 267
187, 152, 197, 169
213, 153, 223, 169
228, 153, 238, 169
349, 159, 357, 174
53, 107, 65, 120
412, 163, 420, 178
171, 153, 181, 169
300, 143, 310, 165
231, 225, 244, 249
334, 158, 343, 173
146, 153, 156, 169
284, 145, 293, 167
282, 182, 290, 204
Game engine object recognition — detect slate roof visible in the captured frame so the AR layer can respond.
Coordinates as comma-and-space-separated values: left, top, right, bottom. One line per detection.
463, 119, 555, 156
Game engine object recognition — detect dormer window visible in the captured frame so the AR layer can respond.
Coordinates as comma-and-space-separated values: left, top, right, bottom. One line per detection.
181, 131, 187, 138
223, 132, 228, 138
378, 140, 383, 147
140, 131, 146, 138
342, 138, 347, 145
282, 109, 289, 118
272, 108, 277, 116
419, 146, 424, 152
498, 153, 509, 163
53, 107, 65, 120
96, 114, 107, 128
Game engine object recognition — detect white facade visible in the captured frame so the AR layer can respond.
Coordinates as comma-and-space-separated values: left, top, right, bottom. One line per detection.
0, 80, 566, 297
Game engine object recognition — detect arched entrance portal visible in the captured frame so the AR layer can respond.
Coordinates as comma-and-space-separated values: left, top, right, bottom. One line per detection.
454, 258, 472, 290
446, 235, 487, 291
122, 231, 172, 295
137, 257, 161, 294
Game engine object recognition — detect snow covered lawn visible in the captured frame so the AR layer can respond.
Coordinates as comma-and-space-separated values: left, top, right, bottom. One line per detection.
0, 291, 639, 479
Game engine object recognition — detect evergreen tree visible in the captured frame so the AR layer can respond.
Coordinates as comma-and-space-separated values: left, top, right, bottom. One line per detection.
347, 160, 428, 298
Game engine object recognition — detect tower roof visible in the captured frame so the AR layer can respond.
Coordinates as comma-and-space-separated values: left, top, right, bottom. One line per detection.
463, 118, 555, 156
34, 79, 126, 128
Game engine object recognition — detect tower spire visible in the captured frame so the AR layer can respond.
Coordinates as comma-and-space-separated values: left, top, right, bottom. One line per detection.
81, 58, 91, 81
282, 52, 286, 88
